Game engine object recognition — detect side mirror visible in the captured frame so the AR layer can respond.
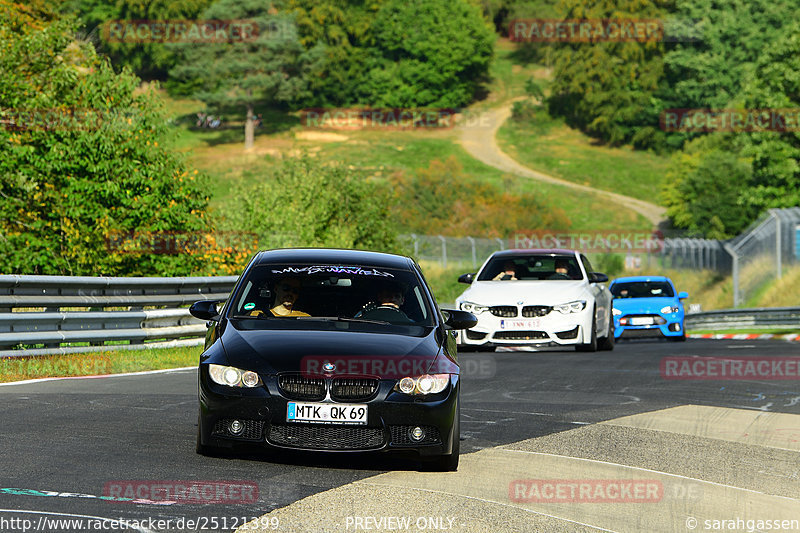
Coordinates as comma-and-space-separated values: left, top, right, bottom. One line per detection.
589, 272, 608, 283
678, 291, 688, 299
458, 272, 476, 284
190, 300, 221, 321
442, 309, 478, 330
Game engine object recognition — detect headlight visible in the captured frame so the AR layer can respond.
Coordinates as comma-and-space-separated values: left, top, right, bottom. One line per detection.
553, 300, 586, 314
459, 301, 489, 314
393, 374, 450, 395
660, 305, 681, 314
612, 308, 622, 316
208, 364, 261, 388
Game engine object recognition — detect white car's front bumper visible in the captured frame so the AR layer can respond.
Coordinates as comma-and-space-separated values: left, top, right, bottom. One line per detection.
456, 306, 594, 347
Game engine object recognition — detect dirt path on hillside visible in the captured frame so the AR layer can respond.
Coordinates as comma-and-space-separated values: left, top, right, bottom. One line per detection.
458, 103, 667, 227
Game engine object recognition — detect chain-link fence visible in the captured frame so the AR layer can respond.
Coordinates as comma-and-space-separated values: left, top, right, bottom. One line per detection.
403, 208, 800, 308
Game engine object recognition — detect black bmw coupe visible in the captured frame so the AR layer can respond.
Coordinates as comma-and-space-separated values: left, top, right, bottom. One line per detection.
190, 248, 477, 471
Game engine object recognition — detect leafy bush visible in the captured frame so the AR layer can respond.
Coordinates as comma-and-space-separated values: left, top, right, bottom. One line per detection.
0, 6, 209, 275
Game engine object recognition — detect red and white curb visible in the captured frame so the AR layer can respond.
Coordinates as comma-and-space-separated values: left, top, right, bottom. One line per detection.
688, 333, 800, 342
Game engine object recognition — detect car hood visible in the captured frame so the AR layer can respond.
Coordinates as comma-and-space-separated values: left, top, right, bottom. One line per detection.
457, 280, 588, 306
613, 297, 679, 314
219, 323, 440, 375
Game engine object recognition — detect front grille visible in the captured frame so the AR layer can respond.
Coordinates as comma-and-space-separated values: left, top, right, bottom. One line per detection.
390, 425, 442, 446
268, 424, 385, 450
522, 305, 551, 317
331, 378, 378, 401
494, 330, 549, 341
212, 419, 265, 440
279, 374, 326, 401
620, 328, 663, 339
490, 306, 517, 317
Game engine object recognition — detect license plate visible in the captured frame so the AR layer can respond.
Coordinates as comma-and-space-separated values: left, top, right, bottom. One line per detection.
287, 402, 368, 425
631, 317, 654, 326
500, 319, 540, 329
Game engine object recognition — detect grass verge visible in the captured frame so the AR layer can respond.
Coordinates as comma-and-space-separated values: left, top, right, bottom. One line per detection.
0, 345, 199, 383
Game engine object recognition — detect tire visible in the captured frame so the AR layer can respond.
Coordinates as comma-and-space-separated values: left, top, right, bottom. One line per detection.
575, 312, 598, 352
430, 403, 460, 472
668, 332, 687, 342
598, 314, 615, 351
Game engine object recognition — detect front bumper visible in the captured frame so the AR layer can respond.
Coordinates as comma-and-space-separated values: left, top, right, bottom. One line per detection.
198, 370, 459, 457
455, 306, 593, 347
614, 313, 684, 339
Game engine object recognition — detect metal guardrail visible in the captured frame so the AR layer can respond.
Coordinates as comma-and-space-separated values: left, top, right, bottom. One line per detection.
685, 307, 800, 331
0, 275, 237, 357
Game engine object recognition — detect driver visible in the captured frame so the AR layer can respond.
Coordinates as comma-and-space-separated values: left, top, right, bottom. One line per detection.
547, 258, 573, 280
356, 284, 413, 323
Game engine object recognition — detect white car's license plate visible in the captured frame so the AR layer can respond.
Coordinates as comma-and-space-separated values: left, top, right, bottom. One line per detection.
500, 319, 540, 329
287, 402, 368, 425
631, 317, 655, 325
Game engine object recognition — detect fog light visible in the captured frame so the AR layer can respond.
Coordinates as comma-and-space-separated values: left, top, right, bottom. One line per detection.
409, 426, 425, 442
229, 420, 244, 435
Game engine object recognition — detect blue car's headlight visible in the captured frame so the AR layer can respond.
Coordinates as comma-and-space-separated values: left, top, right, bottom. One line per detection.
660, 305, 681, 314
208, 364, 261, 388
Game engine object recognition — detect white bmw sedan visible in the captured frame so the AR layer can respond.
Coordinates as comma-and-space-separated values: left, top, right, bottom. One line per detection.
455, 249, 614, 352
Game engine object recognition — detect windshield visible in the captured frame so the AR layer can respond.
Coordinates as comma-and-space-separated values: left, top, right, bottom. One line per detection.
228, 264, 435, 327
611, 281, 675, 298
477, 254, 583, 281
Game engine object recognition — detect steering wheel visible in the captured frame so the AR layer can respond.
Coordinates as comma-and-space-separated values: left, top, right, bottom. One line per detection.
355, 301, 405, 318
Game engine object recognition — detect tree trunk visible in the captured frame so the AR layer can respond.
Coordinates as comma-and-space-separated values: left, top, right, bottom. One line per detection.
245, 101, 254, 150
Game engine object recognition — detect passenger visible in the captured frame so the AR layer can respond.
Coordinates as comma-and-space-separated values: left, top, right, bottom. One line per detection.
251, 278, 310, 317
493, 261, 518, 281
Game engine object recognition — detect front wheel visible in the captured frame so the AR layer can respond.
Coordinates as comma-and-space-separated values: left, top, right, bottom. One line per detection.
598, 314, 615, 351
575, 313, 598, 352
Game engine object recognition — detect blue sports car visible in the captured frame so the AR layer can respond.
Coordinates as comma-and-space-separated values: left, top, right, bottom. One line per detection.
609, 276, 688, 341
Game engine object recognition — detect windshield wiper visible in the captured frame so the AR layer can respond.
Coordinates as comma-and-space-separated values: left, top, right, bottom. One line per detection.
295, 316, 391, 325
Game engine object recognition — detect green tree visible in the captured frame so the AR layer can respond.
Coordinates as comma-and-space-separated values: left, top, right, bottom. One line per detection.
63, 0, 215, 80
361, 0, 495, 108
546, 0, 671, 148
0, 5, 208, 275
225, 157, 400, 252
169, 0, 320, 149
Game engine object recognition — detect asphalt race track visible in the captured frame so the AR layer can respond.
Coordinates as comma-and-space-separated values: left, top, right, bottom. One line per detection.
2, 339, 799, 533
